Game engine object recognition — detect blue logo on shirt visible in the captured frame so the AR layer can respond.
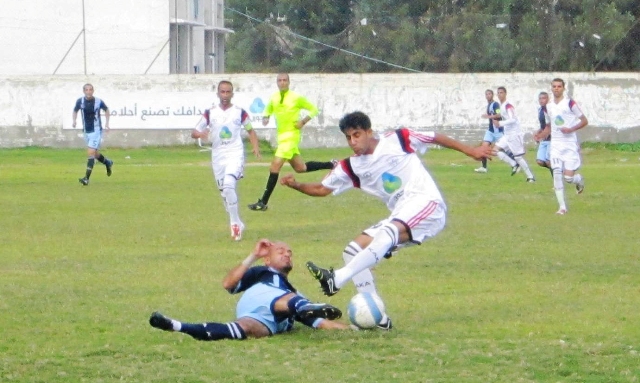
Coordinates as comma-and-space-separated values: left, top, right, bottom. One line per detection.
219, 126, 232, 139
382, 172, 402, 193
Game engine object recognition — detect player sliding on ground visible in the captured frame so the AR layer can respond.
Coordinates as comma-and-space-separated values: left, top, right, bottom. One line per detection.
280, 111, 493, 327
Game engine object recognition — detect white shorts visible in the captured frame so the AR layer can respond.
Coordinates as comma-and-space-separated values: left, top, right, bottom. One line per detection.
550, 142, 581, 171
211, 156, 244, 190
496, 133, 525, 157
364, 197, 447, 246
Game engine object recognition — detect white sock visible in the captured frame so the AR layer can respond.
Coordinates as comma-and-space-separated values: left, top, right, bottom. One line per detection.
553, 168, 566, 210
342, 241, 378, 294
334, 223, 398, 288
221, 176, 240, 225
171, 320, 181, 331
497, 151, 516, 167
515, 156, 534, 179
573, 173, 583, 185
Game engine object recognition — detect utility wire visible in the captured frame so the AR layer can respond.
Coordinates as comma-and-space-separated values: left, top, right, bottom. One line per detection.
225, 6, 424, 73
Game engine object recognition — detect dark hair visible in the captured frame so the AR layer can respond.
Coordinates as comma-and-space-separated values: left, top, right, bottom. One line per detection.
217, 80, 233, 91
339, 111, 371, 133
83, 83, 93, 90
485, 89, 494, 95
539, 91, 548, 96
497, 86, 507, 93
551, 78, 565, 87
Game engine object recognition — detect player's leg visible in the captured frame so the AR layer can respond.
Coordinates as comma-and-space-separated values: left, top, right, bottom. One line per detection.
272, 292, 342, 321
148, 311, 248, 340
79, 132, 101, 185
342, 234, 378, 294
508, 134, 535, 181
248, 156, 286, 210
494, 136, 518, 170
562, 145, 584, 194
474, 136, 492, 173
536, 141, 553, 176
218, 160, 244, 240
94, 148, 113, 176
309, 200, 445, 295
288, 153, 334, 173
342, 233, 393, 329
550, 147, 567, 214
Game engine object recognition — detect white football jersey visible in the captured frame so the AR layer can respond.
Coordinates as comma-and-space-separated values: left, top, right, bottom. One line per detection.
498, 101, 521, 135
196, 104, 252, 159
322, 128, 444, 211
545, 98, 584, 144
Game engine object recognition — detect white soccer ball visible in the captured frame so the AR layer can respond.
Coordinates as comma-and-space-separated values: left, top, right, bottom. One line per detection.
347, 292, 386, 329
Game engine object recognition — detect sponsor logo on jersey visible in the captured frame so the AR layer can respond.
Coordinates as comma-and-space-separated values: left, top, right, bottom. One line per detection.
381, 172, 402, 193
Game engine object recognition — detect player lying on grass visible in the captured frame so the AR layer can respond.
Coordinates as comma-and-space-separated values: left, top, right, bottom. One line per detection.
280, 111, 493, 328
149, 239, 348, 340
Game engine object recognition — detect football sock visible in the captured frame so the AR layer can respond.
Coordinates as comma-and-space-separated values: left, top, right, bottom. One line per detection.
180, 321, 246, 341
305, 161, 333, 172
553, 168, 566, 210
572, 173, 583, 185
260, 172, 279, 205
342, 241, 378, 294
481, 158, 487, 169
515, 156, 534, 178
221, 175, 240, 224
497, 151, 517, 167
334, 223, 399, 288
287, 295, 313, 315
96, 154, 107, 164
85, 157, 95, 179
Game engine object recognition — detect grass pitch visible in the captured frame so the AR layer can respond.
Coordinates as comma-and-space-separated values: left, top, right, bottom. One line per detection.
1, 144, 639, 382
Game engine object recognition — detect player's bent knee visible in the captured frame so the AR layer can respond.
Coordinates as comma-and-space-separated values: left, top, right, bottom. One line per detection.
564, 175, 574, 184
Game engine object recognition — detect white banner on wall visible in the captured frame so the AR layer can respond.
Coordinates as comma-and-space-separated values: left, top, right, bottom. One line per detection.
62, 92, 276, 130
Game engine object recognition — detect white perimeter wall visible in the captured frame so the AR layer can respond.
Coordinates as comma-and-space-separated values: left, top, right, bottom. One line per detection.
1, 72, 639, 148
0, 0, 169, 75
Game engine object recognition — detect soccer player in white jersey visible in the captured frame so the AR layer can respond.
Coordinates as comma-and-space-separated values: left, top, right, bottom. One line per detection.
492, 87, 536, 182
539, 78, 588, 215
280, 111, 493, 328
191, 81, 261, 240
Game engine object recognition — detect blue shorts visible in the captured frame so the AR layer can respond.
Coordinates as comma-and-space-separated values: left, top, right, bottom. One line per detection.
84, 131, 102, 150
482, 130, 503, 144
235, 283, 294, 335
536, 141, 550, 162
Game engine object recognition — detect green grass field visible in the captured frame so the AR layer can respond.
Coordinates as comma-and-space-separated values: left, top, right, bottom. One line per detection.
1, 144, 639, 383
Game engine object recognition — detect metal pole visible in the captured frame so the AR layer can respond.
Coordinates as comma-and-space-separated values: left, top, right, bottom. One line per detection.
82, 0, 87, 75
53, 30, 84, 75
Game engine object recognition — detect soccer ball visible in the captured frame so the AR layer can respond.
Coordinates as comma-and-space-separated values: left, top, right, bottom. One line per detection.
347, 292, 386, 329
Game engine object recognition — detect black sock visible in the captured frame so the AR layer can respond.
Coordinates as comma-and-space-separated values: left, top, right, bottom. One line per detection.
96, 154, 107, 164
481, 158, 487, 168
260, 172, 279, 205
85, 158, 95, 179
287, 295, 313, 315
180, 322, 246, 341
305, 161, 333, 172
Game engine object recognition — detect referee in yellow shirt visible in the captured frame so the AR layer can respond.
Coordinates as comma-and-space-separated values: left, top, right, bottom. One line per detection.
248, 73, 335, 211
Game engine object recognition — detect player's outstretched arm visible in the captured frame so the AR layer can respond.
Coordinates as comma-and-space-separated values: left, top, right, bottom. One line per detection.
316, 319, 351, 330
280, 174, 333, 197
222, 239, 272, 292
432, 133, 494, 161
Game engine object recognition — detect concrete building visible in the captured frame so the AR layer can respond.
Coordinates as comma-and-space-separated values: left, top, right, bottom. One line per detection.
0, 0, 232, 75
